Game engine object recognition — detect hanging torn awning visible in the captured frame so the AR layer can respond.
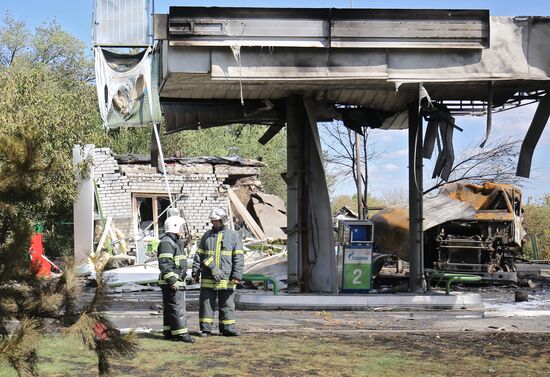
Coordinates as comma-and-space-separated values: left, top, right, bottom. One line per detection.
94, 47, 162, 129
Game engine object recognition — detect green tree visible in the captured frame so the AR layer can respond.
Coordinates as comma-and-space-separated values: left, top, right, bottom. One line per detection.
0, 12, 26, 66
1, 16, 138, 374
331, 193, 385, 215
30, 21, 94, 81
523, 195, 550, 260
163, 124, 288, 199
0, 132, 136, 377
107, 127, 152, 155
1, 13, 93, 80
331, 194, 357, 215
0, 62, 106, 257
1, 13, 108, 257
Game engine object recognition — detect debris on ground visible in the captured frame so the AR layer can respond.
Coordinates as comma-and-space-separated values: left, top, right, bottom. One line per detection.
109, 283, 159, 293
243, 240, 287, 289
514, 291, 529, 302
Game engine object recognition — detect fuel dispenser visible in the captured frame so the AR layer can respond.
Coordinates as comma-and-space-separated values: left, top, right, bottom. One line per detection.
338, 220, 374, 292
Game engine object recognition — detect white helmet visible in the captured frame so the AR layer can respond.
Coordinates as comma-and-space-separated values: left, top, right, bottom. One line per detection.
164, 216, 186, 234
209, 207, 228, 224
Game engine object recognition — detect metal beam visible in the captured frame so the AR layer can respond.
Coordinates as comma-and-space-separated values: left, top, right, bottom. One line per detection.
167, 7, 489, 49
258, 123, 284, 145
516, 94, 550, 178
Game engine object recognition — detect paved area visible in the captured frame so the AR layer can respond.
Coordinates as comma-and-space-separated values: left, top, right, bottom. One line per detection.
101, 278, 550, 335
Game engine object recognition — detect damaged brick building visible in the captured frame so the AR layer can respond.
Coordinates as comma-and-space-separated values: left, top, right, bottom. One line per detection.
74, 145, 267, 260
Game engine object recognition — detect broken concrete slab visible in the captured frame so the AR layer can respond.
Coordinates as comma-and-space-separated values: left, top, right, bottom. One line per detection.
109, 283, 159, 293
102, 263, 160, 287
228, 188, 266, 239
252, 202, 287, 240
244, 254, 288, 289
252, 192, 286, 214
215, 165, 262, 176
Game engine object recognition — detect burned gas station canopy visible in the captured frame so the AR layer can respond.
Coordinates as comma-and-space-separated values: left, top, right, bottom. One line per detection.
93, 3, 550, 293
154, 8, 549, 131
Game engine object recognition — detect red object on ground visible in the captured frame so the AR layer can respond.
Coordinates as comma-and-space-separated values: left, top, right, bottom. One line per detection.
93, 321, 110, 340
29, 233, 52, 277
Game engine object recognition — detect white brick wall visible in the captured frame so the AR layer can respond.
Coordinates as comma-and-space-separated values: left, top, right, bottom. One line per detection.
92, 148, 259, 250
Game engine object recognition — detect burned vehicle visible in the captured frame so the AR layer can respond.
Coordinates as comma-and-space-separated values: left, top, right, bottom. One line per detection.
371, 182, 525, 282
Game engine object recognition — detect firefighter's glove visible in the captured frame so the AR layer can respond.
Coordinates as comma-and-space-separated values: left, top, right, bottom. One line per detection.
169, 282, 178, 291
211, 267, 224, 283
192, 272, 200, 284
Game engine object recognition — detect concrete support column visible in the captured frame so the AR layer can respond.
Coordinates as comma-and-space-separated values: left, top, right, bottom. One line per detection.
408, 101, 425, 292
73, 144, 95, 265
286, 95, 309, 292
286, 95, 337, 293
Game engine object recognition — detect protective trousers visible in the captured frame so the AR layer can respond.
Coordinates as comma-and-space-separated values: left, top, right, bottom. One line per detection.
199, 288, 236, 333
161, 286, 189, 337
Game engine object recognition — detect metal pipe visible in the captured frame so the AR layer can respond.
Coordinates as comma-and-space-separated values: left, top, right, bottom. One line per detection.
408, 98, 425, 292
355, 132, 363, 219
152, 123, 174, 206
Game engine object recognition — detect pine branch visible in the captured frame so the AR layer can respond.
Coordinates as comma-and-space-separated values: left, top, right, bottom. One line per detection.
0, 317, 40, 377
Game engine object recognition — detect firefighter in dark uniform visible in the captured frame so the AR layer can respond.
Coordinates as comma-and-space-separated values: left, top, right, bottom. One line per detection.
192, 207, 244, 337
158, 215, 195, 343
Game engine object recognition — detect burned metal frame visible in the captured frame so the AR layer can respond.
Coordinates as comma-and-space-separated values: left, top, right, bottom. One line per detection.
441, 90, 548, 116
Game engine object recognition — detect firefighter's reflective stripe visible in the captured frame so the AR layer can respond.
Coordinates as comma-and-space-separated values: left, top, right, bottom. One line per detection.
232, 249, 244, 255
221, 250, 232, 256
199, 317, 214, 323
199, 289, 237, 333
171, 328, 189, 335
158, 280, 186, 287
203, 256, 214, 267
163, 325, 171, 330
196, 249, 214, 255
158, 253, 174, 259
163, 272, 177, 280
215, 232, 223, 267
200, 278, 236, 290
174, 255, 186, 267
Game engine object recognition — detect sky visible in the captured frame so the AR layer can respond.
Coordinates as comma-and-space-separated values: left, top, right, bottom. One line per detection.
2, 0, 550, 201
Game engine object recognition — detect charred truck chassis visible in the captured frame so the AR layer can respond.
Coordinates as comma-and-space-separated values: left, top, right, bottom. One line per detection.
426, 218, 521, 282
423, 182, 525, 283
